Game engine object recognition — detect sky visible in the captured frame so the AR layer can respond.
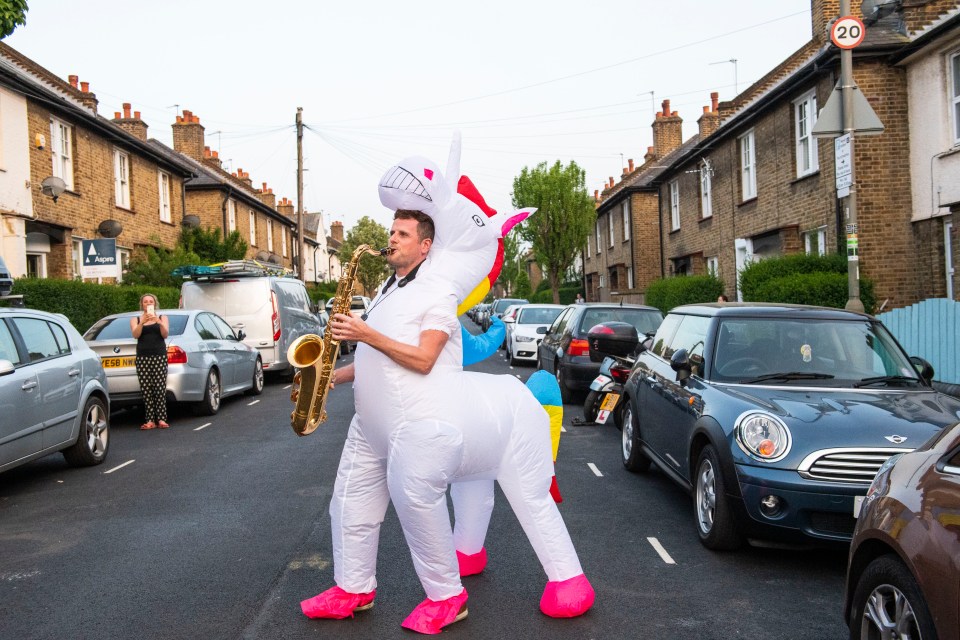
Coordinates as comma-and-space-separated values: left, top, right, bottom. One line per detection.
7, 0, 813, 232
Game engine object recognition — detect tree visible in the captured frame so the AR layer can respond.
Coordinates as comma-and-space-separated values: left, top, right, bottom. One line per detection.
0, 0, 27, 39
499, 231, 523, 295
512, 160, 595, 304
338, 216, 390, 296
123, 227, 248, 289
179, 226, 247, 263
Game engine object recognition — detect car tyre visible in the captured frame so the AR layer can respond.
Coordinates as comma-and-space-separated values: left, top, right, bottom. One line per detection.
246, 358, 264, 396
62, 396, 109, 467
556, 364, 573, 404
195, 368, 221, 416
694, 445, 743, 550
621, 404, 651, 472
583, 389, 601, 423
848, 555, 936, 640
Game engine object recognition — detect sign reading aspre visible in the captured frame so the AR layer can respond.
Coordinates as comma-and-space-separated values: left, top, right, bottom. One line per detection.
81, 239, 118, 278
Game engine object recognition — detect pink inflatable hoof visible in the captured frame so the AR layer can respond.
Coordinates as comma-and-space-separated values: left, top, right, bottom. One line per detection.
300, 585, 375, 619
457, 547, 487, 577
400, 589, 468, 634
540, 574, 594, 618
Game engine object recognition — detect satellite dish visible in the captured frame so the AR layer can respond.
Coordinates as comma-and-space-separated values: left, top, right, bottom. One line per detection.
40, 176, 67, 202
97, 219, 123, 238
255, 250, 271, 261
181, 214, 201, 228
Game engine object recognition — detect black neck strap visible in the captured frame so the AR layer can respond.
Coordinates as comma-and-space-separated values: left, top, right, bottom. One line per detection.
382, 259, 425, 294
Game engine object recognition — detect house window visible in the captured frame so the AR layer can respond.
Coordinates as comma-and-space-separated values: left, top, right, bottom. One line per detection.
669, 180, 680, 231
117, 248, 130, 282
803, 226, 827, 256
599, 274, 605, 288
952, 52, 960, 145
158, 171, 171, 223
50, 118, 74, 191
627, 266, 634, 289
585, 235, 590, 259
608, 211, 615, 247
114, 150, 131, 209
26, 253, 46, 278
282, 228, 288, 257
595, 221, 601, 254
71, 238, 83, 279
249, 211, 257, 246
700, 163, 712, 219
706, 256, 719, 276
740, 130, 757, 200
794, 91, 819, 177
227, 199, 237, 233
622, 200, 631, 241
267, 220, 274, 252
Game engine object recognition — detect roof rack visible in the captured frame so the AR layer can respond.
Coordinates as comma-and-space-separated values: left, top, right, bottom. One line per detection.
172, 259, 293, 280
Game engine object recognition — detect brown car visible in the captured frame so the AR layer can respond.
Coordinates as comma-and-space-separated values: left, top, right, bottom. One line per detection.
845, 420, 960, 640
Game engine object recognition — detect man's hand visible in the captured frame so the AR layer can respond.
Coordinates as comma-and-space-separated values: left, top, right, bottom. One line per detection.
330, 313, 367, 343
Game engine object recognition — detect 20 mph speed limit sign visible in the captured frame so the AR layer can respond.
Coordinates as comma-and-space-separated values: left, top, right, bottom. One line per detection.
831, 16, 866, 49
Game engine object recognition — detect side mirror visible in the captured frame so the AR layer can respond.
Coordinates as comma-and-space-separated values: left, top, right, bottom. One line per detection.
536, 326, 548, 335
909, 356, 934, 385
502, 316, 515, 324
587, 322, 639, 363
0, 359, 14, 376
236, 330, 246, 341
670, 348, 691, 381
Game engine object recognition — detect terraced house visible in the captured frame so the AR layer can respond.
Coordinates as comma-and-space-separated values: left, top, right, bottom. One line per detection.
587, 0, 960, 309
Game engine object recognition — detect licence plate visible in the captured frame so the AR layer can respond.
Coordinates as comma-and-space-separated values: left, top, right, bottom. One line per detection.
853, 495, 865, 518
599, 393, 620, 411
101, 356, 136, 369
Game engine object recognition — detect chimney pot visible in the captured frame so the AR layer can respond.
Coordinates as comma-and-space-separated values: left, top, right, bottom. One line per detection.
134, 111, 140, 119
263, 182, 268, 191
662, 99, 670, 116
122, 102, 131, 118
703, 105, 709, 113
80, 81, 90, 93
212, 150, 219, 158
711, 91, 719, 112
68, 75, 78, 88
114, 111, 122, 119
628, 158, 634, 172
647, 145, 654, 153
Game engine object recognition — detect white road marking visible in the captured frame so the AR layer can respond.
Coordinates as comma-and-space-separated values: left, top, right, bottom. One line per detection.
561, 426, 566, 433
194, 422, 212, 431
247, 399, 260, 406
587, 462, 603, 477
104, 460, 135, 474
283, 384, 292, 390
647, 537, 676, 565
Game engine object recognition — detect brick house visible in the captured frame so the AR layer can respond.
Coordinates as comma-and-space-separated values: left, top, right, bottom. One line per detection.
0, 43, 195, 281
588, 0, 960, 308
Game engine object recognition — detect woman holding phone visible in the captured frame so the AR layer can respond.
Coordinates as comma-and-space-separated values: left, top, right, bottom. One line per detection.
130, 293, 170, 430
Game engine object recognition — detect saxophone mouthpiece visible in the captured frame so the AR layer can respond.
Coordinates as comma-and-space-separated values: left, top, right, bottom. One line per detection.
379, 247, 394, 256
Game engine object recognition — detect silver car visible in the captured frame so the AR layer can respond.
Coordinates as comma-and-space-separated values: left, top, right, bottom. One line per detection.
84, 310, 263, 415
0, 308, 110, 473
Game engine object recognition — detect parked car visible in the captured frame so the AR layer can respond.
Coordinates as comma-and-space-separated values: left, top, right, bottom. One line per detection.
484, 298, 528, 331
504, 304, 565, 366
537, 302, 663, 403
84, 309, 263, 415
180, 266, 322, 377
0, 308, 110, 473
499, 304, 524, 350
473, 303, 491, 329
845, 420, 960, 640
609, 302, 960, 550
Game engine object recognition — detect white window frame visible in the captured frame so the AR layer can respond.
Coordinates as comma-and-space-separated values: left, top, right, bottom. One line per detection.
227, 199, 237, 233
25, 253, 47, 278
282, 228, 288, 257
700, 163, 712, 219
599, 274, 605, 288
117, 248, 131, 282
622, 200, 630, 241
71, 238, 83, 279
158, 171, 171, 223
50, 117, 74, 191
952, 52, 960, 145
669, 180, 680, 231
249, 210, 257, 246
114, 149, 131, 209
585, 235, 590, 258
595, 221, 601, 254
608, 210, 615, 248
740, 130, 757, 200
804, 226, 827, 256
706, 256, 719, 276
266, 219, 274, 252
794, 91, 819, 177
627, 266, 634, 289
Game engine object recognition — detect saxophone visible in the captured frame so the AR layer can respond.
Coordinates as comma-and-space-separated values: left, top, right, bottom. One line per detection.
287, 244, 388, 436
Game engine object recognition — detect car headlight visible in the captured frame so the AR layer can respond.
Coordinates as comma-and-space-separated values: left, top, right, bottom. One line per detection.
516, 335, 535, 343
866, 452, 903, 499
735, 412, 791, 462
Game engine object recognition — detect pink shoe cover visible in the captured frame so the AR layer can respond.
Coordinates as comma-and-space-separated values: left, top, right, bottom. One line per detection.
540, 574, 595, 618
400, 589, 469, 634
300, 585, 375, 619
456, 547, 487, 577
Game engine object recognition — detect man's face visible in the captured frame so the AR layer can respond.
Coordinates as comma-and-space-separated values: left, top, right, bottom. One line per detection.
387, 217, 430, 273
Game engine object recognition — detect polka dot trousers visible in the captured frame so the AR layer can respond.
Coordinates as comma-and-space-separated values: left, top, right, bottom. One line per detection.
136, 354, 168, 424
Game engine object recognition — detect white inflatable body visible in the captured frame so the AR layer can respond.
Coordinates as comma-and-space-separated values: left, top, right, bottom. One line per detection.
330, 140, 586, 602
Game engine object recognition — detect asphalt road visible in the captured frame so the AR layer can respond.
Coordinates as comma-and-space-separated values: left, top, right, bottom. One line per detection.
0, 323, 850, 640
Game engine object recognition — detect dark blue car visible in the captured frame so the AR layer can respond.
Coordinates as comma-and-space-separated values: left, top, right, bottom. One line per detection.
616, 303, 960, 550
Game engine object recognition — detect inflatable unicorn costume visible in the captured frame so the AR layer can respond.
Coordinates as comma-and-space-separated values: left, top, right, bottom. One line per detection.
300, 137, 594, 633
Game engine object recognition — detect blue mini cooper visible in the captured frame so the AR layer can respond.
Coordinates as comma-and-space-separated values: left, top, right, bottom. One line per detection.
607, 303, 960, 550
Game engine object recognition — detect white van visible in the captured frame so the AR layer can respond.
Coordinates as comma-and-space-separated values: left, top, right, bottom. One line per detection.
180, 264, 323, 377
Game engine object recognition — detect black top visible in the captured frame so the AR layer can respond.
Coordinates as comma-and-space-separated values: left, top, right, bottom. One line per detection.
136, 321, 167, 356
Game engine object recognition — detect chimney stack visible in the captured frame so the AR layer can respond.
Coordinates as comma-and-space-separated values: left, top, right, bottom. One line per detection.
74, 79, 98, 112
172, 109, 206, 161
644, 145, 656, 164
698, 92, 721, 140
652, 98, 683, 159
257, 181, 277, 209
68, 75, 78, 88
112, 101, 149, 141
811, 0, 844, 44
277, 197, 295, 218
330, 220, 345, 243
202, 146, 222, 170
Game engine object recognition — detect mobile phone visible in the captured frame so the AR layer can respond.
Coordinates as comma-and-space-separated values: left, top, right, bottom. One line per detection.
146, 303, 155, 315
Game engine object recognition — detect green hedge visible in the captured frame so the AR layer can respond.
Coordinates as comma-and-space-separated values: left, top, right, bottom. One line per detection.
531, 286, 581, 305
739, 253, 875, 313
645, 275, 724, 313
5, 279, 180, 334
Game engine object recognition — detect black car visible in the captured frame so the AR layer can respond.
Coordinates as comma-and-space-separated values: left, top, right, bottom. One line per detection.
536, 302, 663, 403
483, 298, 528, 331
609, 302, 960, 550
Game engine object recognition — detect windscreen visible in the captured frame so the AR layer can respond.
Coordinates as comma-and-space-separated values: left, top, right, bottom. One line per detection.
518, 307, 563, 325
84, 315, 189, 339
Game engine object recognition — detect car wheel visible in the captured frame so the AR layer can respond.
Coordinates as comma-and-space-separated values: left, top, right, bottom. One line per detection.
195, 368, 221, 416
621, 404, 651, 472
848, 555, 936, 640
62, 396, 109, 467
246, 358, 264, 396
612, 401, 625, 431
556, 364, 572, 404
583, 390, 601, 423
694, 445, 743, 550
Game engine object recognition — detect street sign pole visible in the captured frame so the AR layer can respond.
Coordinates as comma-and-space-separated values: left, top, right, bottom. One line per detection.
838, 0, 864, 312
